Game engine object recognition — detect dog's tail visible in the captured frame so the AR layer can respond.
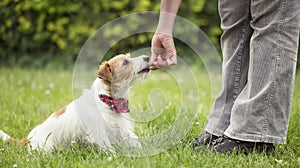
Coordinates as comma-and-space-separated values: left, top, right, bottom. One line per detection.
0, 130, 28, 146
0, 130, 11, 142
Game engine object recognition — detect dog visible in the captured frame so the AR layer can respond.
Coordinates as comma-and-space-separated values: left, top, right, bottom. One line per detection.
0, 53, 150, 152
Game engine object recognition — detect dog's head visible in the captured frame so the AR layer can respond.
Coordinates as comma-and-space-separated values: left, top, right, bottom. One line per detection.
97, 53, 150, 97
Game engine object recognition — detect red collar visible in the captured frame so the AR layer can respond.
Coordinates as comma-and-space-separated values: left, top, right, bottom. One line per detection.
99, 94, 130, 113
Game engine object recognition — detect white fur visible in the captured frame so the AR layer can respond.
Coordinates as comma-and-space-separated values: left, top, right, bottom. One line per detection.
0, 130, 11, 142
0, 54, 149, 152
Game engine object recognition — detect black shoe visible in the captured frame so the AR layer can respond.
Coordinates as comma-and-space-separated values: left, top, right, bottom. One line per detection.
212, 136, 275, 154
191, 132, 219, 147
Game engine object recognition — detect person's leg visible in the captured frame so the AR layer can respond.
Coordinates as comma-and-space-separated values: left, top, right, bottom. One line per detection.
224, 0, 300, 144
204, 0, 253, 136
193, 0, 253, 147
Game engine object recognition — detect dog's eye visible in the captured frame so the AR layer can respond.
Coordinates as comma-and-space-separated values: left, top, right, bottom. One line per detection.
123, 60, 129, 65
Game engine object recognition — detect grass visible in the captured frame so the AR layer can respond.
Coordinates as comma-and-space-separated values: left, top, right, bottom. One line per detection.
0, 66, 300, 167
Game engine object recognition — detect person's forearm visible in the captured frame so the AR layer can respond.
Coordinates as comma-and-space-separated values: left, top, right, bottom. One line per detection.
156, 0, 181, 35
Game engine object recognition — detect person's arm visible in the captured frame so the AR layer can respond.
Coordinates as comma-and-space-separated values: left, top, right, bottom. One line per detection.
149, 0, 181, 70
157, 0, 181, 34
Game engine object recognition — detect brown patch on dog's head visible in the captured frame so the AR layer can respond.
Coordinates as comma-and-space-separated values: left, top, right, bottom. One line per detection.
97, 61, 113, 85
108, 54, 133, 84
96, 54, 150, 97
53, 107, 66, 118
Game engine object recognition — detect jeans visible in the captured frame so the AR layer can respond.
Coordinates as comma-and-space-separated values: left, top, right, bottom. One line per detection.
205, 0, 300, 144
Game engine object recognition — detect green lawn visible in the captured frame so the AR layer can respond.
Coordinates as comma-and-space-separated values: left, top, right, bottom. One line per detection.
0, 67, 299, 167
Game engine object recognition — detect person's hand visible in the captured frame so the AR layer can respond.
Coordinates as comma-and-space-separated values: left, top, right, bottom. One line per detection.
149, 32, 177, 70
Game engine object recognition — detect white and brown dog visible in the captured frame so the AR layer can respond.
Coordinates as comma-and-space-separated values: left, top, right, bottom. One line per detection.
0, 53, 150, 152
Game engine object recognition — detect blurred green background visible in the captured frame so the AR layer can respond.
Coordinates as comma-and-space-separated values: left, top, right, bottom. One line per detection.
0, 0, 299, 68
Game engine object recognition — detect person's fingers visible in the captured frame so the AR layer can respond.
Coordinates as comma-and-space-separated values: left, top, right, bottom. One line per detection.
160, 37, 176, 66
158, 55, 171, 68
150, 55, 176, 69
149, 56, 156, 66
166, 58, 172, 66
169, 52, 177, 65
149, 56, 159, 70
150, 33, 177, 69
162, 37, 176, 52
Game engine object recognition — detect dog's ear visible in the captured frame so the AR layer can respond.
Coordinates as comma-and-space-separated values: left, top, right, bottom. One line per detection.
98, 62, 112, 82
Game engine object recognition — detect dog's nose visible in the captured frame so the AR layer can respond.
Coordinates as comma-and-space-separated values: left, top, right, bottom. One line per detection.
143, 56, 150, 63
